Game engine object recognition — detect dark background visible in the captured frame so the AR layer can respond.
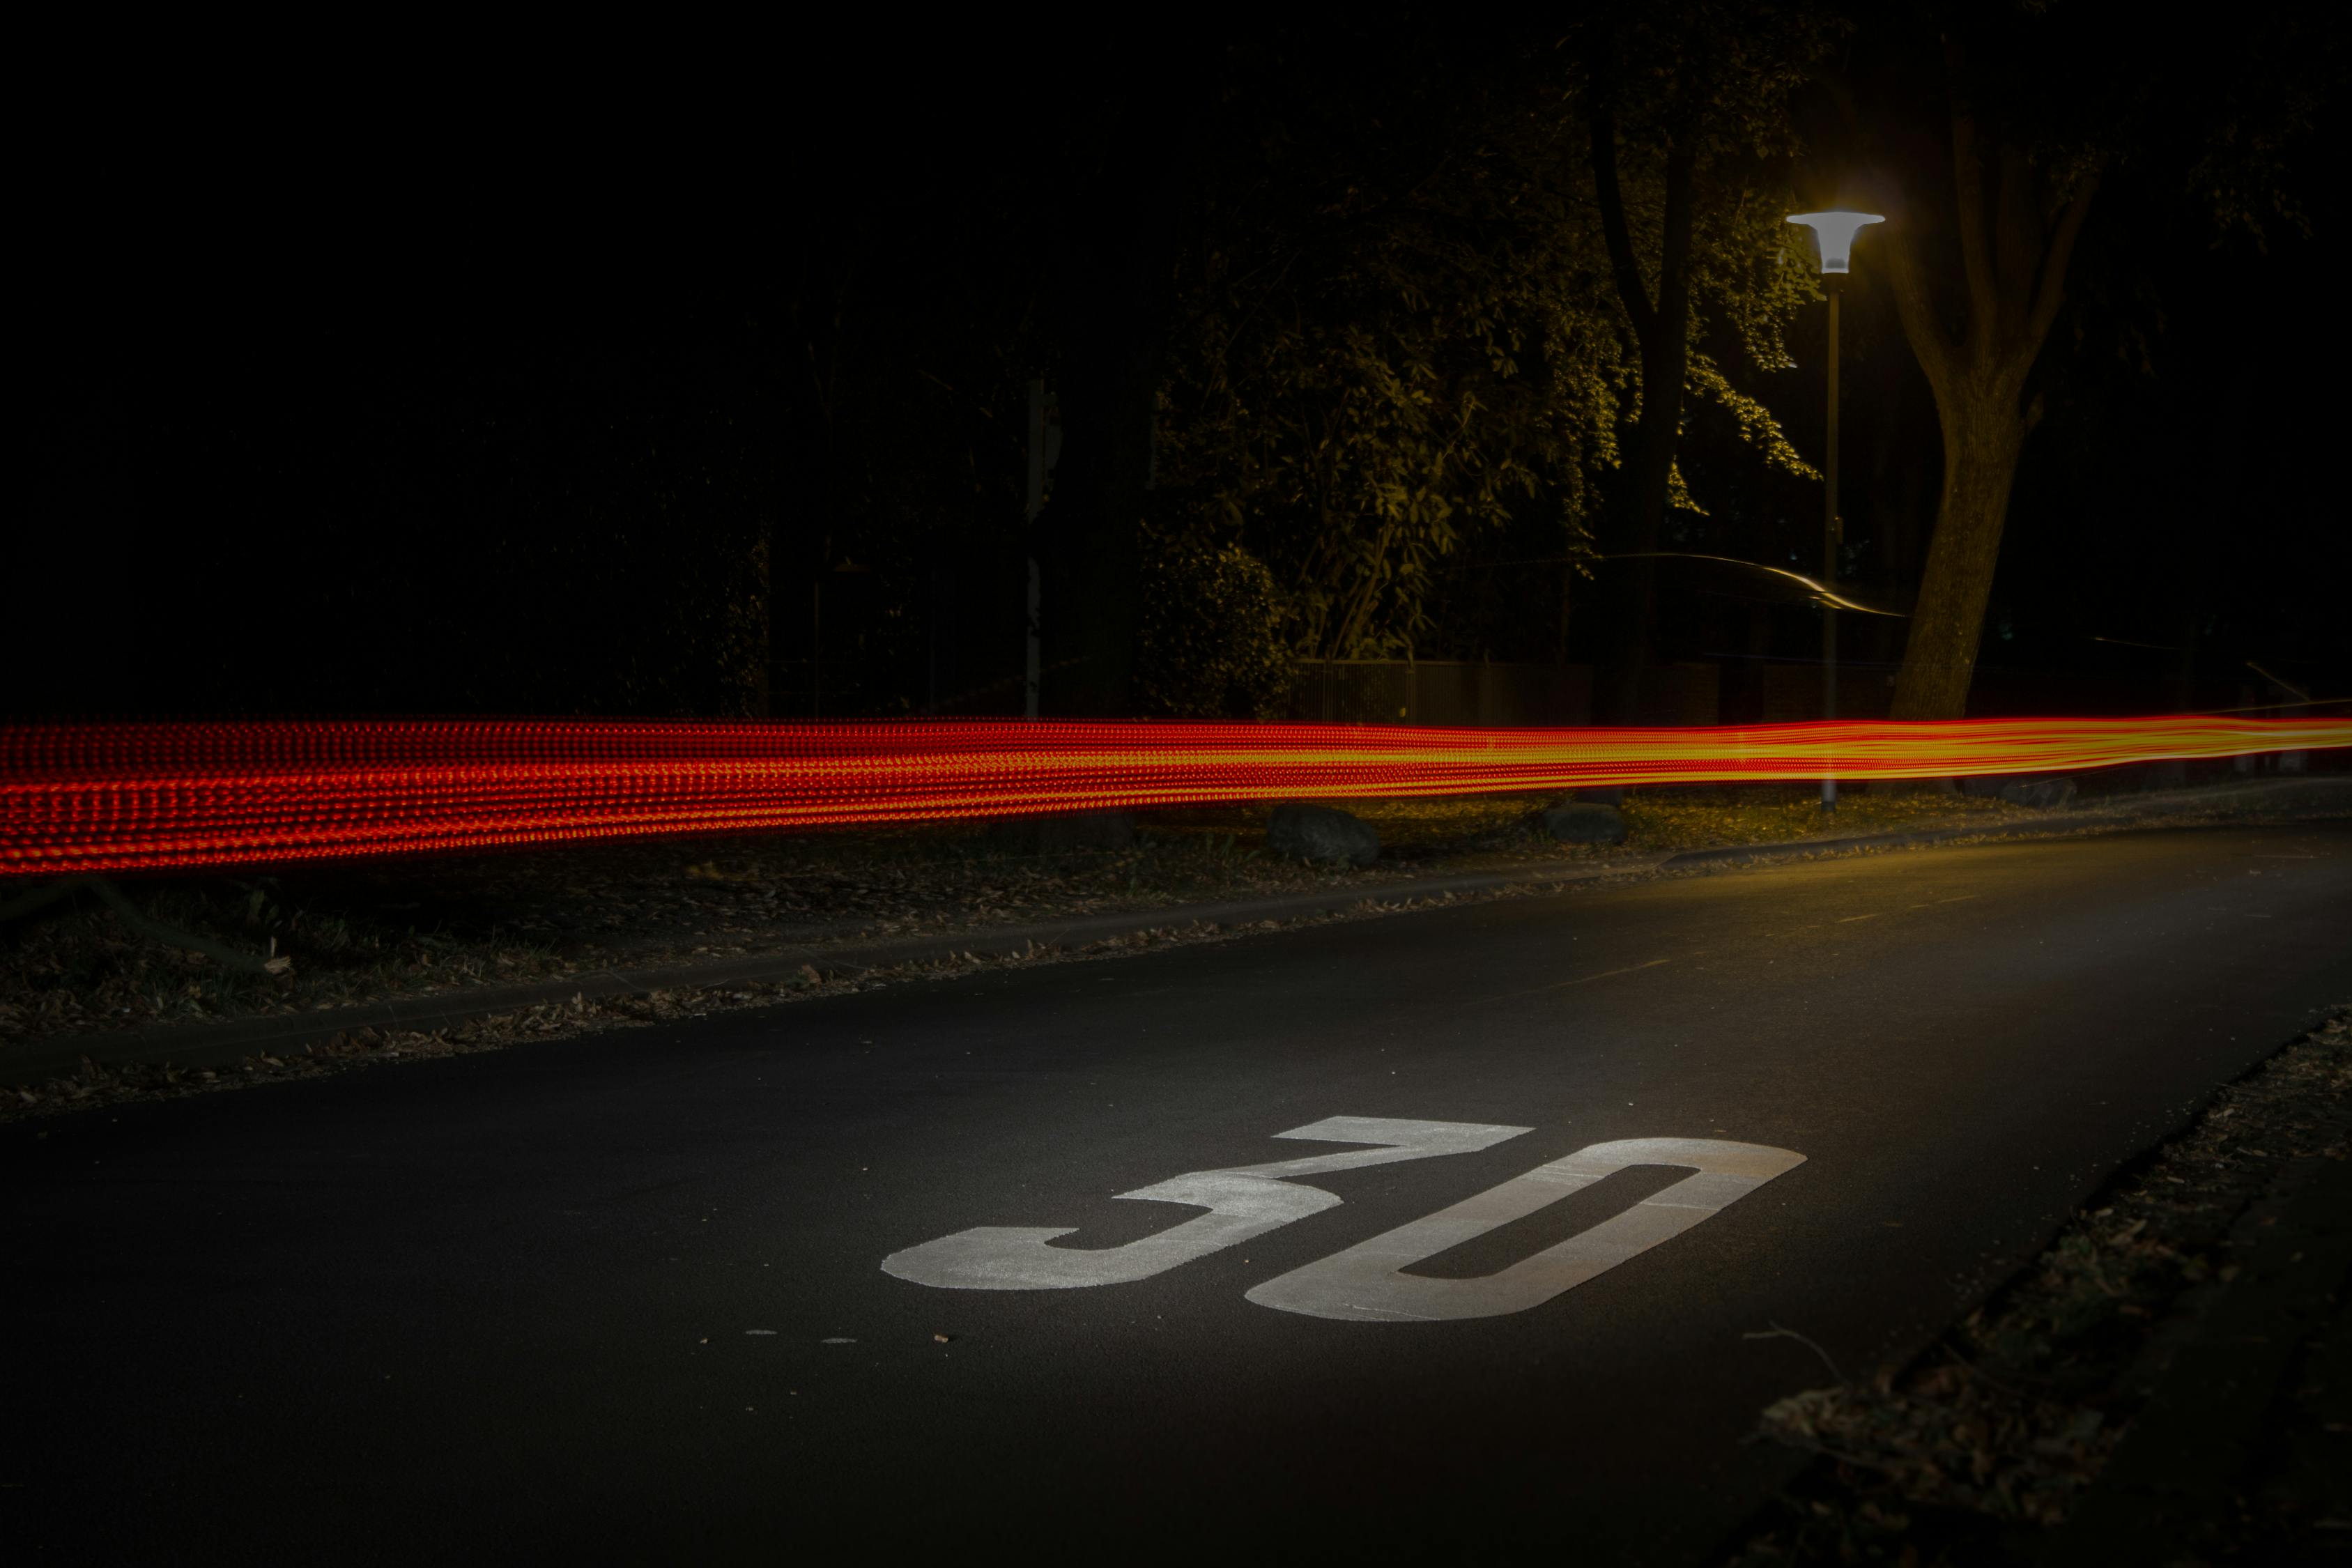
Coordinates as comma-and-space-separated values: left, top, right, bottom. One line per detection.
15, 17, 2348, 723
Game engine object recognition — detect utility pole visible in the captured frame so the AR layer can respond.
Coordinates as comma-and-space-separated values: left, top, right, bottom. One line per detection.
811, 535, 825, 719
1558, 530, 1574, 668
1024, 378, 1046, 720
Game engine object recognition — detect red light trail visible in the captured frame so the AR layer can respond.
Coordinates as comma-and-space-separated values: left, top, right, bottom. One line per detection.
1, 715, 2343, 878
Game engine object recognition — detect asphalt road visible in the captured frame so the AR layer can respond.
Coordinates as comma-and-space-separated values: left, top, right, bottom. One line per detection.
6, 824, 2349, 1565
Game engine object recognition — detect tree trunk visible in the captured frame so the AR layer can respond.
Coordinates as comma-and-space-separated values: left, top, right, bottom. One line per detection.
1033, 84, 1206, 718
1617, 316, 1686, 712
1866, 357, 1919, 666
1870, 88, 2096, 719
1587, 91, 1694, 722
1890, 391, 2024, 718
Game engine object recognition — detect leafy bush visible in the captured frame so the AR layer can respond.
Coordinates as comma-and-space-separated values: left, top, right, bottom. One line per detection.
1133, 527, 1293, 718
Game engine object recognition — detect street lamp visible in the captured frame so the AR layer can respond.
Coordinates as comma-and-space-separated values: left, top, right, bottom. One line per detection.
1786, 210, 1884, 812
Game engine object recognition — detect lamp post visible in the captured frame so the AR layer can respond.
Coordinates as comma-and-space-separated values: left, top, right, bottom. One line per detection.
1785, 210, 1883, 812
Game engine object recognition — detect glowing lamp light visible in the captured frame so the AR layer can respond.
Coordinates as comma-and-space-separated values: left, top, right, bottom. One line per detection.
1786, 210, 1884, 275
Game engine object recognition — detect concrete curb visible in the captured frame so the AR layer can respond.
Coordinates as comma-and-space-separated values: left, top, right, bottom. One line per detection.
9, 776, 2346, 1086
1660, 776, 2352, 870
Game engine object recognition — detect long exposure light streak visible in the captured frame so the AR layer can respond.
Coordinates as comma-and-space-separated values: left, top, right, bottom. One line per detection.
1, 715, 2344, 877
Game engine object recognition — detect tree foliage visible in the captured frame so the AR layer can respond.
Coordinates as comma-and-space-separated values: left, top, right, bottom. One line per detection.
1574, 2, 1836, 695
1152, 20, 1821, 668
1132, 526, 1293, 718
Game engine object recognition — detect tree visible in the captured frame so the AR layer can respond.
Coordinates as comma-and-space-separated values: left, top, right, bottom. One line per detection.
1576, 3, 1836, 707
1155, 28, 1609, 661
1832, 7, 2341, 718
1018, 54, 1218, 719
1131, 526, 1292, 718
1155, 19, 1820, 674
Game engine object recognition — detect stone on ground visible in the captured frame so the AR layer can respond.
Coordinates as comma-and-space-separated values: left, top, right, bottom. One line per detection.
1532, 801, 1627, 845
1266, 804, 1380, 866
984, 810, 1137, 854
1997, 776, 2078, 810
1962, 772, 2077, 807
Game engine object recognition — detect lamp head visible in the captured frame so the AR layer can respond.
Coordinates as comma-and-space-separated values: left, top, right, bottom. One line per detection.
1786, 210, 1885, 275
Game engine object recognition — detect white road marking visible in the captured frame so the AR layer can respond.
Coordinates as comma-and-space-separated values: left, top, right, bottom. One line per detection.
1836, 914, 1880, 923
1245, 1138, 1805, 1323
882, 1118, 1532, 1291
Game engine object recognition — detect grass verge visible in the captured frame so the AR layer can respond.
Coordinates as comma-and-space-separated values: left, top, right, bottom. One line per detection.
1723, 1006, 2352, 1566
3, 884, 1502, 1124
1, 786, 2024, 1052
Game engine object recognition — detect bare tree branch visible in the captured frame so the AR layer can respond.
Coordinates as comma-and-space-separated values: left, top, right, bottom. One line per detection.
1993, 142, 2043, 312
1949, 108, 1999, 352
1656, 139, 1697, 331
1942, 29, 1999, 353
2023, 179, 2100, 358
1876, 220, 1955, 396
1588, 105, 1657, 332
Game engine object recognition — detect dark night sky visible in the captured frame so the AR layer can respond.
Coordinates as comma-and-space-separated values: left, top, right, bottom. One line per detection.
17, 22, 2349, 720
24, 49, 907, 715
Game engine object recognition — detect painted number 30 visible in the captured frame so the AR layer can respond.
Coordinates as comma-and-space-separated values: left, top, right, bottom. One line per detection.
882, 1119, 1804, 1322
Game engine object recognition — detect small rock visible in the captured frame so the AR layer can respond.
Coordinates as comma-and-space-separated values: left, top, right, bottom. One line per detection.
1963, 772, 2076, 807
1997, 776, 2077, 810
1532, 802, 1627, 845
1266, 804, 1380, 866
983, 810, 1136, 854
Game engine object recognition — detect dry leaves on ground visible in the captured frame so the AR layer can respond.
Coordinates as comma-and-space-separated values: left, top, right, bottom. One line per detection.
3, 886, 1523, 1124
0, 787, 2053, 1053
1730, 1009, 2352, 1565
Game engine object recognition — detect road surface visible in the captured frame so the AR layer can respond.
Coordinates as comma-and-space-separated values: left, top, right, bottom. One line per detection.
5, 823, 2348, 1565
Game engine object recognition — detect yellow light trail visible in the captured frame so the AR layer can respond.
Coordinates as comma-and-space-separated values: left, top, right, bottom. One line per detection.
1, 714, 2343, 877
